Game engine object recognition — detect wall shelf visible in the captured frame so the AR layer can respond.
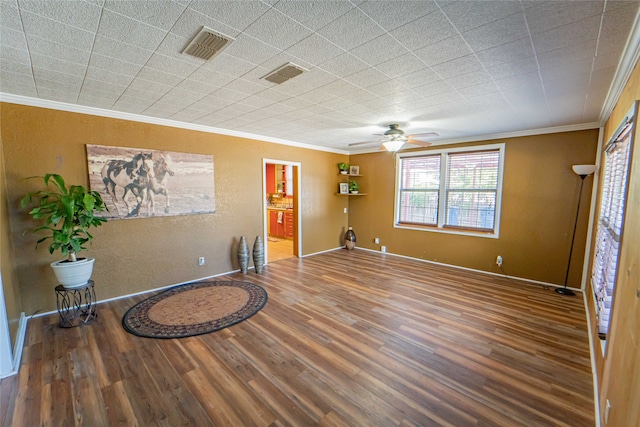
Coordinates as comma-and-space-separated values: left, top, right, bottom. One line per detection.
336, 193, 367, 196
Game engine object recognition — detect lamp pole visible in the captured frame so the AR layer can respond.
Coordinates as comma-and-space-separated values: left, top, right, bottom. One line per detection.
556, 165, 596, 296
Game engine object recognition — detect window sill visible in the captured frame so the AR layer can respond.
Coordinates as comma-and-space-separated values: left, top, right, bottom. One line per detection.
394, 222, 499, 239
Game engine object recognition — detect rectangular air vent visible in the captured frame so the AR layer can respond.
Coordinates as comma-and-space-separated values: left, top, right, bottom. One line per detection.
182, 27, 234, 61
262, 63, 306, 84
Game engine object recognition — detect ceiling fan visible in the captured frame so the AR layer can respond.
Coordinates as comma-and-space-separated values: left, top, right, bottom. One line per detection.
348, 124, 438, 152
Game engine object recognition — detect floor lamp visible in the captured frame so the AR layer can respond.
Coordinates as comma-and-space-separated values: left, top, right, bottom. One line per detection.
556, 164, 597, 296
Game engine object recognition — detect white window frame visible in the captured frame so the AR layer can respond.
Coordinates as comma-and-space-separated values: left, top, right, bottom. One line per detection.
394, 143, 505, 238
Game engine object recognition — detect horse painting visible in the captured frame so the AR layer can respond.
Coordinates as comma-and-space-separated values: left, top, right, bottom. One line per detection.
100, 152, 153, 217
127, 154, 176, 216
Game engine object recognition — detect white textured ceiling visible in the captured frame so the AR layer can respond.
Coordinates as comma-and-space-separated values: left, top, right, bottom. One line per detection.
1, 0, 639, 152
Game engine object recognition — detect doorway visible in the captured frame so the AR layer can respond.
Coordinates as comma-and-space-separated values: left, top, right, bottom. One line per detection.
263, 159, 300, 263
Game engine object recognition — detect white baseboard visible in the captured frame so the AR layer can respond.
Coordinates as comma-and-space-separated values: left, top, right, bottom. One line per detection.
354, 246, 582, 292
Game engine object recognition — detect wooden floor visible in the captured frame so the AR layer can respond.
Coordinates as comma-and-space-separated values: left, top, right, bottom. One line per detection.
267, 237, 294, 263
1, 250, 594, 426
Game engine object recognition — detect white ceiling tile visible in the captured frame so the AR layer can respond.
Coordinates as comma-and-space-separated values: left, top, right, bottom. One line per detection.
318, 52, 369, 78
485, 56, 540, 80
286, 34, 344, 66
414, 35, 472, 67
412, 79, 453, 98
525, 1, 605, 35
224, 78, 270, 96
374, 53, 425, 79
357, 0, 437, 31
448, 70, 494, 90
18, 0, 102, 32
366, 79, 410, 97
441, 0, 523, 33
187, 68, 236, 88
112, 97, 153, 114
0, 59, 31, 76
125, 79, 172, 100
97, 9, 167, 51
137, 67, 184, 86
222, 34, 282, 66
456, 82, 500, 98
104, 0, 186, 30
462, 13, 529, 52
33, 67, 83, 86
21, 11, 95, 51
0, 71, 36, 95
37, 86, 80, 103
202, 53, 257, 78
536, 39, 597, 70
169, 108, 209, 122
317, 8, 385, 51
531, 15, 601, 54
344, 67, 388, 88
0, 45, 30, 66
274, 0, 355, 31
77, 93, 119, 109
390, 10, 457, 51
431, 55, 484, 79
82, 78, 128, 95
351, 34, 408, 66
475, 37, 535, 69
92, 35, 154, 65
30, 53, 86, 77
495, 71, 541, 91
251, 52, 312, 78
189, 0, 271, 32
395, 67, 441, 89
244, 9, 313, 51
146, 53, 200, 77
88, 53, 142, 77
1, 27, 28, 50
0, 1, 23, 32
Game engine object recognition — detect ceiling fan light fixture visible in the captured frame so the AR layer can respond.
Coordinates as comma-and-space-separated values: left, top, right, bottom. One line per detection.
383, 139, 405, 152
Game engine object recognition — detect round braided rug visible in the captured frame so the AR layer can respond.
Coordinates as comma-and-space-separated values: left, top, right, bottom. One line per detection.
122, 280, 268, 338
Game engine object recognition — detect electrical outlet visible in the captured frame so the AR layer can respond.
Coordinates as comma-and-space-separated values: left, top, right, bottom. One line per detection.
381, 246, 387, 253
198, 257, 205, 266
374, 237, 380, 244
344, 207, 348, 213
496, 255, 503, 267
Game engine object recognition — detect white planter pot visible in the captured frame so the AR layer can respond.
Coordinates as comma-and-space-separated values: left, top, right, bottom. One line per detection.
51, 257, 95, 289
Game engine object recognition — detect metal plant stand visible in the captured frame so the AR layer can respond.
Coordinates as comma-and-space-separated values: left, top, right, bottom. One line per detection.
55, 280, 97, 327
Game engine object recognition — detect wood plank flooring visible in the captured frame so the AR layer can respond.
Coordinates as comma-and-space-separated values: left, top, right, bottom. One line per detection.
1, 250, 594, 426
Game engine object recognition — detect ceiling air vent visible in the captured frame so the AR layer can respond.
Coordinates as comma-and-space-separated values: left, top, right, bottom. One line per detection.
262, 63, 306, 84
182, 27, 234, 61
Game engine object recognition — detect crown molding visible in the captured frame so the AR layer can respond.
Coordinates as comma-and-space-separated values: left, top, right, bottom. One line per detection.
599, 6, 640, 123
0, 93, 349, 155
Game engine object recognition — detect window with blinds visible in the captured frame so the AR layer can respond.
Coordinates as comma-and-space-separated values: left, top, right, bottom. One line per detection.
591, 109, 635, 341
395, 144, 505, 237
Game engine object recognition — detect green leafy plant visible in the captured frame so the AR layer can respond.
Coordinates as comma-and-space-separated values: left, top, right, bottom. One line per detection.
349, 180, 359, 192
20, 173, 108, 261
338, 162, 349, 172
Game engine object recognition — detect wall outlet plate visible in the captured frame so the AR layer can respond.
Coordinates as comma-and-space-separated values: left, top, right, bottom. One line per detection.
198, 257, 205, 266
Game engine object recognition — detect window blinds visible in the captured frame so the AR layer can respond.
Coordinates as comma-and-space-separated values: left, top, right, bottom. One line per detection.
591, 117, 634, 339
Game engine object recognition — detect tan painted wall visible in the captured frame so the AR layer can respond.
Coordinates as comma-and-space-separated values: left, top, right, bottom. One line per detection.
348, 130, 599, 287
0, 122, 22, 349
593, 58, 640, 426
1, 103, 348, 315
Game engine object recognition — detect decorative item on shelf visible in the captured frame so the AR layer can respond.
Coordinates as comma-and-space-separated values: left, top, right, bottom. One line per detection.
20, 173, 108, 289
339, 182, 349, 194
349, 165, 360, 175
345, 227, 356, 250
349, 180, 359, 194
556, 164, 597, 296
253, 235, 264, 274
237, 235, 249, 274
338, 162, 349, 174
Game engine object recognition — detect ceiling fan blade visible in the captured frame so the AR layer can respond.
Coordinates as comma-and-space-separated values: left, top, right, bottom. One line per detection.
407, 132, 438, 138
348, 140, 379, 147
406, 139, 432, 147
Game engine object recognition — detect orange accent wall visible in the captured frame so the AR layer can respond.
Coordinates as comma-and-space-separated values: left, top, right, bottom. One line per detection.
348, 130, 599, 287
1, 103, 349, 315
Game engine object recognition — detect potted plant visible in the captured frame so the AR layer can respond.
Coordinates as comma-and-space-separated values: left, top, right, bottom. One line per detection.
20, 173, 108, 288
349, 180, 359, 194
338, 162, 349, 174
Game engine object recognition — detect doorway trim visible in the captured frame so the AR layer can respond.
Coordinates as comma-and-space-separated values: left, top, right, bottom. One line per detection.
262, 159, 301, 263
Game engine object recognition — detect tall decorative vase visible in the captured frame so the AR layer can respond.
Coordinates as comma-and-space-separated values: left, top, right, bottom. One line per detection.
253, 236, 264, 274
345, 226, 356, 250
237, 235, 249, 274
